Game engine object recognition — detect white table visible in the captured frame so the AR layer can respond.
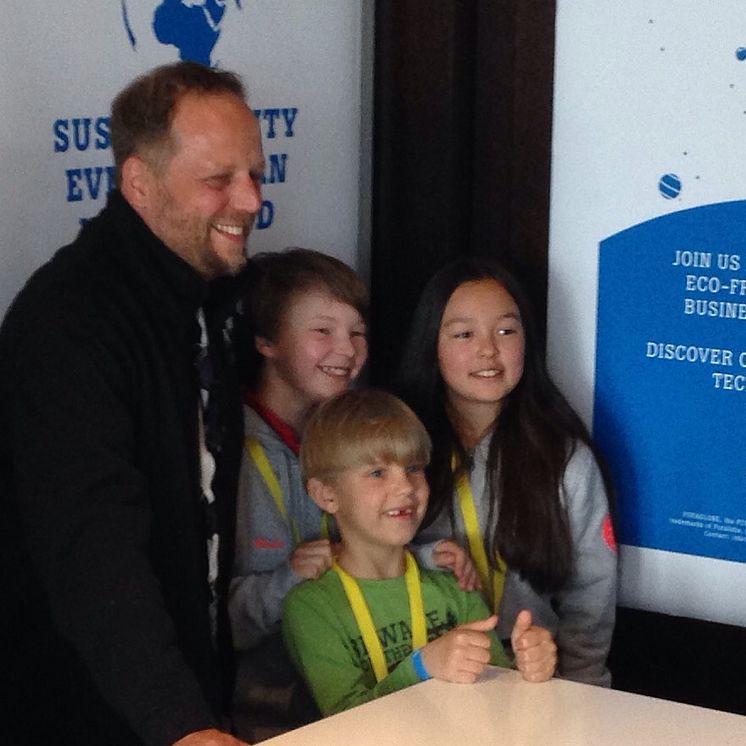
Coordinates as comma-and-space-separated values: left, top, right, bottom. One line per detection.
262, 667, 746, 745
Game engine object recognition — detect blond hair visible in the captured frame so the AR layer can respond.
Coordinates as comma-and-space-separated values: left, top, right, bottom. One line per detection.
301, 389, 431, 482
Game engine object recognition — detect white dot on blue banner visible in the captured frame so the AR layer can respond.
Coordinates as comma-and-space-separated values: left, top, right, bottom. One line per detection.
658, 173, 682, 199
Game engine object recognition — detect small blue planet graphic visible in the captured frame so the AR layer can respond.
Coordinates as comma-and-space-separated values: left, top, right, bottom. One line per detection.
736, 47, 746, 61
658, 173, 681, 199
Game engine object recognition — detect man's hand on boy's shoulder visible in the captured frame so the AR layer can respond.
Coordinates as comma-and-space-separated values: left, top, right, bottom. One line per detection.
290, 538, 333, 580
510, 610, 557, 683
432, 539, 481, 591
420, 614, 497, 683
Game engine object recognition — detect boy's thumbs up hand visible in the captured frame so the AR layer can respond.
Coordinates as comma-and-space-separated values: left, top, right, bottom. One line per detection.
510, 609, 556, 682
459, 614, 498, 633
420, 615, 497, 683
510, 609, 534, 645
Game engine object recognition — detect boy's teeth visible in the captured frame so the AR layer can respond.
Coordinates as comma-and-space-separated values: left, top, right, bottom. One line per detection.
386, 509, 412, 517
321, 366, 348, 376
474, 370, 498, 377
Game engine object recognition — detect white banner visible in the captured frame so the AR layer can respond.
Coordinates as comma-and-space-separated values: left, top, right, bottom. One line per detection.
549, 2, 746, 625
0, 0, 370, 316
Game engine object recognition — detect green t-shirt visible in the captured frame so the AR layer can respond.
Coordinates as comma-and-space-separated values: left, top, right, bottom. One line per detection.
282, 565, 512, 716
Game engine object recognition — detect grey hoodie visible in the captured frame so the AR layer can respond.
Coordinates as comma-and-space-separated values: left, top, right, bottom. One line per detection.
415, 437, 617, 687
229, 405, 328, 650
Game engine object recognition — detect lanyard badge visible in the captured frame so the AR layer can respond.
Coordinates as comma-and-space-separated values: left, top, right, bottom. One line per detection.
455, 467, 507, 612
246, 437, 329, 545
334, 551, 427, 683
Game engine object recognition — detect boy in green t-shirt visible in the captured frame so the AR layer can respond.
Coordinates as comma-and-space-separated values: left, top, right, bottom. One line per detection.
282, 389, 556, 716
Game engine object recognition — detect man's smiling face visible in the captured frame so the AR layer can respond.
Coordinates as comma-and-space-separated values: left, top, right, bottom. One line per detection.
141, 90, 265, 278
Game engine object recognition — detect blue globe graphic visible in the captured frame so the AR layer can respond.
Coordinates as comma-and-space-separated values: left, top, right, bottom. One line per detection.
121, 0, 242, 66
736, 47, 746, 62
658, 173, 682, 199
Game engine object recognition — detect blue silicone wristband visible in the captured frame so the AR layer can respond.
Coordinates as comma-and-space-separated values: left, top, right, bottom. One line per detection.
411, 648, 432, 681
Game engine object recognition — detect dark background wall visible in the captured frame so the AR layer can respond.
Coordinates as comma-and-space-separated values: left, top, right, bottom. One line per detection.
370, 0, 554, 386
369, 0, 745, 716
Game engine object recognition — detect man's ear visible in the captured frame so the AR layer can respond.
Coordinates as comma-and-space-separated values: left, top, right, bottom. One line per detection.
255, 335, 276, 359
307, 477, 339, 514
120, 155, 153, 212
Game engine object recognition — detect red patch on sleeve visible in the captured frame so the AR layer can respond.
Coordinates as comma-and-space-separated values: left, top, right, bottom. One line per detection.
602, 514, 617, 552
254, 538, 286, 549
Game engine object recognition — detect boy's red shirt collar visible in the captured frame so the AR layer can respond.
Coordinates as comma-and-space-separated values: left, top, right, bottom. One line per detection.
243, 390, 301, 456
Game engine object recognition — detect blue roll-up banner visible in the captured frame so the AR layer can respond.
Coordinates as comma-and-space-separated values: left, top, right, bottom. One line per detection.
594, 202, 745, 563
550, 3, 746, 624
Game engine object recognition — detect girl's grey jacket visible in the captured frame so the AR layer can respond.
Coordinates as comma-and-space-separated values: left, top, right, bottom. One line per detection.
415, 436, 617, 687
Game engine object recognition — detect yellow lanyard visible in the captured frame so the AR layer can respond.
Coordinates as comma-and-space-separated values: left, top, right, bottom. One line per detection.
455, 467, 507, 612
333, 551, 428, 683
246, 437, 328, 546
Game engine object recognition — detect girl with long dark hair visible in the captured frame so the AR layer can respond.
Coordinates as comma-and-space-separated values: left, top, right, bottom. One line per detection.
396, 257, 617, 686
